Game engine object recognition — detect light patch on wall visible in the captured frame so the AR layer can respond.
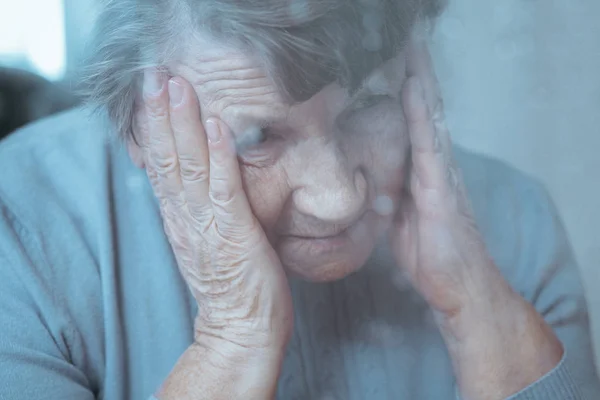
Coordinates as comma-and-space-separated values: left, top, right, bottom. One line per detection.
0, 0, 66, 81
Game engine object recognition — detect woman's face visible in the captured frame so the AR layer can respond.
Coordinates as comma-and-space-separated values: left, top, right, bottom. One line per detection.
168, 39, 410, 282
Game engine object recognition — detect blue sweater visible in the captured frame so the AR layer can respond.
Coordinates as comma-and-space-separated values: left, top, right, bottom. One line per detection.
0, 109, 597, 399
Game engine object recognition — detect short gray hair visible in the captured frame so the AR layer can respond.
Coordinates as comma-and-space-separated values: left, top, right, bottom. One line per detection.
80, 0, 445, 141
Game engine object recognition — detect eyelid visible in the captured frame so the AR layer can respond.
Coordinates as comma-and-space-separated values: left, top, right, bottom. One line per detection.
349, 93, 393, 112
236, 124, 284, 156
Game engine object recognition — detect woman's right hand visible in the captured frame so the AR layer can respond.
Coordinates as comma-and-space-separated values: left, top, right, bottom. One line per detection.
135, 70, 293, 352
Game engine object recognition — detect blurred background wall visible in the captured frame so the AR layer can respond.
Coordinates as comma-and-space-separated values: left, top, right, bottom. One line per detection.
0, 0, 66, 79
1, 0, 599, 367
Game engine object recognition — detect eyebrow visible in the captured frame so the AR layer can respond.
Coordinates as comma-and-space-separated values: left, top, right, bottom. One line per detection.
234, 114, 287, 130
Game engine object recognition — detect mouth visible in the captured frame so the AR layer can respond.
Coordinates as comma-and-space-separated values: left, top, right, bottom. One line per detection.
276, 210, 384, 278
287, 226, 351, 241
284, 212, 365, 241
280, 211, 374, 255
282, 230, 352, 257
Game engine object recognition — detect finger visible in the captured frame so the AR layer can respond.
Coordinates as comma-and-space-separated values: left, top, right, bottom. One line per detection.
406, 32, 440, 115
206, 119, 257, 239
406, 33, 452, 152
168, 77, 212, 222
406, 33, 463, 199
143, 69, 185, 206
403, 76, 446, 191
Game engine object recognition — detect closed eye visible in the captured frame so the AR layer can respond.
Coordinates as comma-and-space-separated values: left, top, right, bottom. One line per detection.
334, 92, 398, 132
343, 94, 396, 120
351, 94, 393, 111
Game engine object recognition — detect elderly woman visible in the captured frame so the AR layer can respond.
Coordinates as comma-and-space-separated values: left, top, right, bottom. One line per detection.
0, 0, 597, 399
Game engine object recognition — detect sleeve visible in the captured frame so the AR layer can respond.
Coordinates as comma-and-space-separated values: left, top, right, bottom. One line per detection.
0, 204, 95, 400
477, 180, 599, 400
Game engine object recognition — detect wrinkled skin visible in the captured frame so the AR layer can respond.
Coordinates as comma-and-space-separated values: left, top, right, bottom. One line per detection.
132, 32, 482, 323
133, 31, 563, 400
129, 24, 493, 336
132, 35, 410, 284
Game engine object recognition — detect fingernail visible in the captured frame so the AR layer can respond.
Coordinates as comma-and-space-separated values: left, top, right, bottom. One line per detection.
206, 119, 221, 144
144, 69, 164, 96
168, 79, 184, 107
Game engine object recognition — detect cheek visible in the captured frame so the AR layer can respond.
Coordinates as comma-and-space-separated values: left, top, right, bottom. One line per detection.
349, 107, 410, 192
240, 165, 289, 234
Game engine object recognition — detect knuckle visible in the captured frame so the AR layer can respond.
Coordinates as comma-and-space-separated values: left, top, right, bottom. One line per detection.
169, 192, 187, 208
160, 196, 184, 218
187, 205, 212, 227
147, 170, 161, 190
194, 215, 215, 236
213, 226, 243, 245
152, 153, 179, 175
210, 197, 236, 224
180, 162, 209, 183
211, 240, 254, 270
214, 218, 262, 249
209, 183, 235, 206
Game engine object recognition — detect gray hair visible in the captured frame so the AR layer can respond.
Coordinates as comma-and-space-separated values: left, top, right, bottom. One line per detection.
79, 0, 445, 141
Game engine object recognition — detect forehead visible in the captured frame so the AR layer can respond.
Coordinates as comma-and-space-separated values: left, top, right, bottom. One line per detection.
171, 38, 286, 119
170, 36, 407, 123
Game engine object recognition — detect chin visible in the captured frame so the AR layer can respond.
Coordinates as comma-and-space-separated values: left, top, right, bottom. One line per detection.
282, 251, 373, 282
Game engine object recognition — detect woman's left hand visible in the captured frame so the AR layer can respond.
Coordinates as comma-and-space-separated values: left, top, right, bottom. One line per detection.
391, 35, 499, 319
391, 35, 564, 399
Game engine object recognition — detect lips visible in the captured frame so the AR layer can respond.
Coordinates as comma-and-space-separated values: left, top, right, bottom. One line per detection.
283, 212, 366, 240
276, 209, 382, 282
287, 226, 350, 240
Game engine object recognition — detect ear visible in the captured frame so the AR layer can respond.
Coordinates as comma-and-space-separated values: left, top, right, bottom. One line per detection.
127, 135, 146, 169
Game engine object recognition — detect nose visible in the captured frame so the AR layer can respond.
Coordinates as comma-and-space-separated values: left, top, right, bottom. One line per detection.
290, 141, 368, 224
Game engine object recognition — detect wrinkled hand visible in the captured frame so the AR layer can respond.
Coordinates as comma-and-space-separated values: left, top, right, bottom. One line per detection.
392, 37, 564, 399
391, 37, 498, 318
135, 71, 293, 350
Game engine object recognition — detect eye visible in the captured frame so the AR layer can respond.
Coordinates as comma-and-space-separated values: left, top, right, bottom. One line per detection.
236, 126, 283, 167
235, 126, 272, 153
348, 94, 394, 115
236, 126, 279, 155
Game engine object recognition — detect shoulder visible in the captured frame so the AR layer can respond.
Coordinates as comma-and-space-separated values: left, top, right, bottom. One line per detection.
0, 107, 124, 227
454, 145, 547, 209
0, 106, 143, 291
0, 108, 112, 284
0, 107, 143, 262
0, 105, 123, 303
0, 108, 126, 389
454, 146, 575, 297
